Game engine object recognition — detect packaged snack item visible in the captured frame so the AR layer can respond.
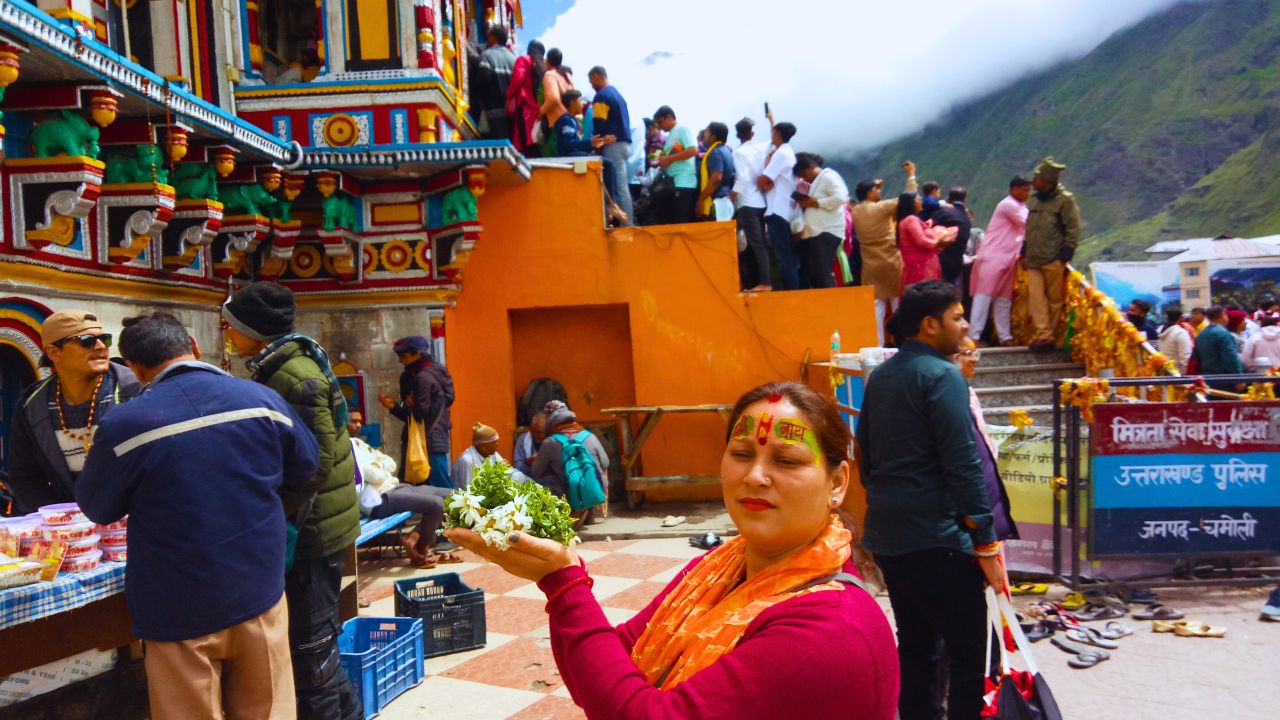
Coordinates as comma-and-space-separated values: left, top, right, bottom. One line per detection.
31, 541, 68, 580
99, 530, 128, 548
60, 549, 100, 574
95, 517, 128, 533
40, 521, 95, 542
0, 561, 43, 589
65, 534, 100, 558
102, 548, 127, 563
38, 503, 87, 526
3, 520, 43, 558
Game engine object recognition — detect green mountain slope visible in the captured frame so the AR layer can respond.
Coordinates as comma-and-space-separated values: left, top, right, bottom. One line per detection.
832, 0, 1280, 264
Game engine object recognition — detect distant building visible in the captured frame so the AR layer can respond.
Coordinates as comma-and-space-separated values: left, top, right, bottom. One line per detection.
1158, 236, 1280, 306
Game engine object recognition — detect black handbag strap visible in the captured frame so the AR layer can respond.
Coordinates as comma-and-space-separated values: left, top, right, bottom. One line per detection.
797, 571, 869, 594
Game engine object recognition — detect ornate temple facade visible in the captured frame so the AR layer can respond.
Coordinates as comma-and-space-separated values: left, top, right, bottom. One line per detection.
0, 0, 527, 459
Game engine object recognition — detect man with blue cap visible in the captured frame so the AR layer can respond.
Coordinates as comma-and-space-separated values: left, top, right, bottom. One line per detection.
378, 335, 454, 489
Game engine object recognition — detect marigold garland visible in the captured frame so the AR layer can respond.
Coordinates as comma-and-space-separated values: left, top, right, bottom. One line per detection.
1060, 378, 1110, 423
1008, 409, 1033, 430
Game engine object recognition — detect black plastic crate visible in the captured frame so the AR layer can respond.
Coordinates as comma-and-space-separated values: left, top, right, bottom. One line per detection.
393, 572, 486, 658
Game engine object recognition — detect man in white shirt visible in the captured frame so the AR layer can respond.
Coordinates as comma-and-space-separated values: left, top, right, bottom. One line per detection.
793, 153, 850, 289
756, 119, 799, 290
731, 117, 771, 291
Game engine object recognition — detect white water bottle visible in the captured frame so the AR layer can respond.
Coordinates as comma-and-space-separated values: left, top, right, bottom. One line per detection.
830, 330, 841, 357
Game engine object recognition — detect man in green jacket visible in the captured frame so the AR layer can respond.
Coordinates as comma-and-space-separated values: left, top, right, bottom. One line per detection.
1191, 305, 1246, 392
223, 282, 362, 720
1022, 157, 1082, 350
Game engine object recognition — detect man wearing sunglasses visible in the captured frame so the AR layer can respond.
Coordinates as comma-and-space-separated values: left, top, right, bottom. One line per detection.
7, 309, 141, 513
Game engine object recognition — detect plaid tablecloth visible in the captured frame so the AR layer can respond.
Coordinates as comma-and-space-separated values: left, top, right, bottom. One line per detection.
0, 561, 126, 631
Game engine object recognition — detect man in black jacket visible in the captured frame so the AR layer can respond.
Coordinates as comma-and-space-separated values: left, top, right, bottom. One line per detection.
378, 336, 455, 489
7, 309, 141, 513
931, 187, 973, 288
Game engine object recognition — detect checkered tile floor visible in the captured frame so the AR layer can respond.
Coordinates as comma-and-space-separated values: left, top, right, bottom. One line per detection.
355, 537, 711, 719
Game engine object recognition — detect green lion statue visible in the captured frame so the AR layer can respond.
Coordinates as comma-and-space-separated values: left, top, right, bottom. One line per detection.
322, 193, 358, 231
220, 183, 279, 218
103, 144, 169, 185
172, 163, 219, 201
31, 109, 100, 159
440, 186, 477, 226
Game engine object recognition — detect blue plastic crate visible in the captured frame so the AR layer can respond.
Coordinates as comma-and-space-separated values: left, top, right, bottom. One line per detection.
394, 572, 487, 658
338, 616, 424, 719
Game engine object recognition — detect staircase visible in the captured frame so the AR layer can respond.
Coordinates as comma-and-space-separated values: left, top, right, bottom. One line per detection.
970, 346, 1084, 428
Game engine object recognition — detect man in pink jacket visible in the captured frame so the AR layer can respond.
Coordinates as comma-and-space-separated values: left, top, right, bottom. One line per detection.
1242, 315, 1280, 371
968, 177, 1031, 345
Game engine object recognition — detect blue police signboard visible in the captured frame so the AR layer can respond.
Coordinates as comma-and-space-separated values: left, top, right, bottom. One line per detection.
1089, 401, 1280, 557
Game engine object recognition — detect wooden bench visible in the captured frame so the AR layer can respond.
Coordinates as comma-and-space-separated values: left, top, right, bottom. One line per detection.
602, 404, 732, 508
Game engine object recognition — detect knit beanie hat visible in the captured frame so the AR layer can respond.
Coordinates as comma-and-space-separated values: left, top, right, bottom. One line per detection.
546, 404, 577, 429
223, 282, 295, 341
472, 423, 500, 445
1034, 157, 1066, 186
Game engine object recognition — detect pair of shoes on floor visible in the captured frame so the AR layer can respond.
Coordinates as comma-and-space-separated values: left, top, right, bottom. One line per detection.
1152, 619, 1227, 637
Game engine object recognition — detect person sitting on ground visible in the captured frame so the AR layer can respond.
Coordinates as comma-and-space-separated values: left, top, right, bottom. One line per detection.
1126, 299, 1158, 342
530, 401, 610, 525
514, 411, 548, 477
897, 192, 958, 292
1157, 306, 1193, 374
952, 338, 1018, 541
452, 422, 526, 488
78, 312, 318, 720
348, 411, 460, 567
1241, 315, 1280, 371
792, 152, 850, 289
446, 381, 898, 719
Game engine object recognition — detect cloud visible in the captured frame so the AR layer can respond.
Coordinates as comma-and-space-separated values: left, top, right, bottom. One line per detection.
538, 0, 1188, 155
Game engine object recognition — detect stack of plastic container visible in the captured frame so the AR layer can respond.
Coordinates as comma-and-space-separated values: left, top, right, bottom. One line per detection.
97, 517, 128, 563
38, 503, 101, 573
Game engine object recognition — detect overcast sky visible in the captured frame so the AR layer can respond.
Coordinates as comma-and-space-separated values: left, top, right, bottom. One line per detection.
527, 0, 1190, 154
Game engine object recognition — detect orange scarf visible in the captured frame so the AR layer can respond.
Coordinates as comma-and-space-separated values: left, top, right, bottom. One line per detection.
630, 515, 852, 689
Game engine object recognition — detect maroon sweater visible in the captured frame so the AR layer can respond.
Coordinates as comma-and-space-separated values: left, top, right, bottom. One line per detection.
537, 554, 899, 719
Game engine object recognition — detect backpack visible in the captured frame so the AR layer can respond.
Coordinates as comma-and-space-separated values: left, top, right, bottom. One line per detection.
552, 431, 606, 512
517, 377, 567, 426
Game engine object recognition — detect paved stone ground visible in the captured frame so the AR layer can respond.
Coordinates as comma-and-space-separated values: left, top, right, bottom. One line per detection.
355, 515, 1279, 720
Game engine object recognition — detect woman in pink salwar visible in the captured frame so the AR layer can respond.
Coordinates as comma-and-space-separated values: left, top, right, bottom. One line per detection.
897, 192, 958, 292
968, 177, 1031, 344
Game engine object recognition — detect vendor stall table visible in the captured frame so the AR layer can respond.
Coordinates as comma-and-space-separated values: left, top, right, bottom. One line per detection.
602, 404, 732, 508
0, 561, 133, 675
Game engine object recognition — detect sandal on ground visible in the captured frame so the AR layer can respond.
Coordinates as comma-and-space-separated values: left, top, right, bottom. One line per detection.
1026, 621, 1056, 642
1011, 582, 1049, 595
1173, 622, 1226, 638
1124, 588, 1159, 604
1060, 592, 1088, 610
1051, 637, 1110, 667
1152, 619, 1197, 633
1065, 627, 1119, 649
689, 532, 723, 550
412, 556, 439, 569
427, 552, 465, 564
1074, 603, 1127, 622
1133, 603, 1185, 621
1102, 620, 1135, 639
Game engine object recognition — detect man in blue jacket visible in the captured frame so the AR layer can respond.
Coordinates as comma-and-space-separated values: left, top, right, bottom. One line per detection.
1191, 305, 1246, 392
77, 312, 319, 720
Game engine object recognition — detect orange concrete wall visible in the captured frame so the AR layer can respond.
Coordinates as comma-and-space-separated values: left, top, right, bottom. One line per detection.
446, 167, 877, 491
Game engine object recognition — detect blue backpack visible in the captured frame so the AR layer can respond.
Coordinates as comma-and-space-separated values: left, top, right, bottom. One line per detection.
552, 431, 606, 512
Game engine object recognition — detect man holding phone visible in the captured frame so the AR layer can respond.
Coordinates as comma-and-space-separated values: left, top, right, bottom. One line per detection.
756, 111, 800, 290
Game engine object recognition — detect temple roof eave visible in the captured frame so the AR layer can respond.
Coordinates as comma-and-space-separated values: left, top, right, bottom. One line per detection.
299, 141, 530, 183
0, 0, 296, 163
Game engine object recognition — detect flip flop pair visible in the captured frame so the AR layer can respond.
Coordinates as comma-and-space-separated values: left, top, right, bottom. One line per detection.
1073, 602, 1127, 622
1065, 627, 1119, 649
1010, 582, 1049, 595
1051, 637, 1110, 669
1152, 619, 1198, 633
1133, 603, 1185, 621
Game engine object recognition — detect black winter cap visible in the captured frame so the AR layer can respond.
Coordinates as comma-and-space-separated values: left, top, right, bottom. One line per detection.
222, 282, 295, 341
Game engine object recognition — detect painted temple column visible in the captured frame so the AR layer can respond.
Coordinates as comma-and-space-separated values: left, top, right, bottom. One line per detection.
414, 0, 436, 69
244, 0, 264, 75
148, 0, 193, 84
36, 0, 96, 31
0, 40, 26, 154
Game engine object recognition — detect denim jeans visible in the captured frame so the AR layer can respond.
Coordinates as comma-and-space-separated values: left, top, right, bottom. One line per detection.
285, 549, 363, 720
765, 213, 800, 290
428, 452, 452, 489
600, 141, 634, 224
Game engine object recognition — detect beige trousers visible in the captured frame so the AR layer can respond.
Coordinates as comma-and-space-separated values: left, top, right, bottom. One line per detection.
1026, 260, 1066, 342
144, 593, 295, 720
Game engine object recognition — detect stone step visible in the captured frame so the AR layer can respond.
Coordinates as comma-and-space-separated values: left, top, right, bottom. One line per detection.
974, 384, 1060, 409
973, 345, 1074, 367
970, 362, 1084, 389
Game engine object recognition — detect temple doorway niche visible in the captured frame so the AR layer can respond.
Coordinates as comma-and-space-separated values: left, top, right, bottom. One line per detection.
0, 345, 36, 472
260, 0, 324, 84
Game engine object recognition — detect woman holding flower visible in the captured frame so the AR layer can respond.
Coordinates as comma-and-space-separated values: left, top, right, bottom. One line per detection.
447, 382, 898, 719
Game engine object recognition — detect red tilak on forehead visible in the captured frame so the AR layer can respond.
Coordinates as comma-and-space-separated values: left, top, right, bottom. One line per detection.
768, 393, 783, 403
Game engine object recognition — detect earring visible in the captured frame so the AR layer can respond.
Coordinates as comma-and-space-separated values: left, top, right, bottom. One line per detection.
830, 496, 840, 506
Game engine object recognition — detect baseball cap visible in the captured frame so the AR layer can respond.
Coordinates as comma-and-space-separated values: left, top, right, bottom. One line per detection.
41, 310, 104, 347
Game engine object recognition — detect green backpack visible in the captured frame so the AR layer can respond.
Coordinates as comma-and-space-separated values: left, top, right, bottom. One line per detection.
552, 431, 606, 512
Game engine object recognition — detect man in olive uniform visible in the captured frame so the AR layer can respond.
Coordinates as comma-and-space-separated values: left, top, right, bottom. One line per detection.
1021, 157, 1082, 351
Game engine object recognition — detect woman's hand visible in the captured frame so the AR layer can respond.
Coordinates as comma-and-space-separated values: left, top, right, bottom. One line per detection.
445, 528, 579, 583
